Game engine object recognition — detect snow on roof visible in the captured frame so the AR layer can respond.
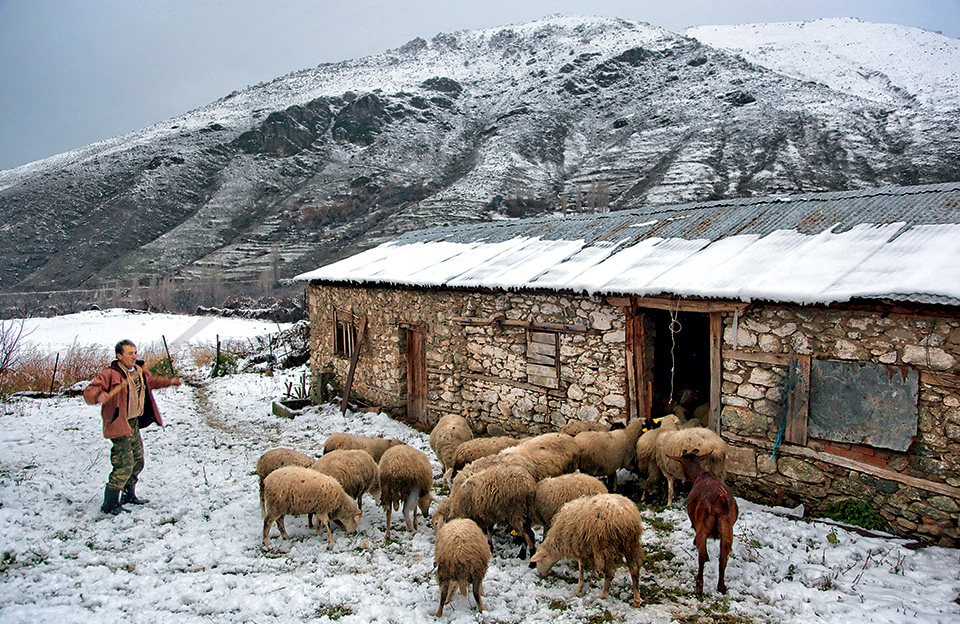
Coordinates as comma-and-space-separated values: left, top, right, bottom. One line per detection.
294, 182, 960, 306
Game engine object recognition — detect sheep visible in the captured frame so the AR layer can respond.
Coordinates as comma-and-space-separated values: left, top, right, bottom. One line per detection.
323, 432, 402, 462
653, 414, 728, 506
559, 421, 610, 436
574, 418, 647, 490
433, 518, 490, 617
429, 414, 474, 479
450, 436, 520, 477
451, 432, 579, 493
256, 448, 316, 517
635, 426, 664, 502
533, 473, 608, 531
310, 449, 380, 510
530, 493, 645, 607
669, 451, 739, 596
433, 463, 537, 559
261, 466, 362, 547
378, 444, 433, 540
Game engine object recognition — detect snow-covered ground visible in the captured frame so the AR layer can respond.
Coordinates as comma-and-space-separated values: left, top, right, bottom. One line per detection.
1, 310, 959, 623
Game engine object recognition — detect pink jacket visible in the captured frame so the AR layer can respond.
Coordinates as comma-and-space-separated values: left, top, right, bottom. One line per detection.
83, 360, 179, 439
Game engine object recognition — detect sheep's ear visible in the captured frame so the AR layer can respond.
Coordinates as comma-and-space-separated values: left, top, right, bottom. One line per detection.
652, 416, 664, 424
666, 453, 681, 461
530, 551, 544, 562
354, 510, 362, 519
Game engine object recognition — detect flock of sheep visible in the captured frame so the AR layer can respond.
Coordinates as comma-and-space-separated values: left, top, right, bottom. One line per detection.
256, 408, 738, 616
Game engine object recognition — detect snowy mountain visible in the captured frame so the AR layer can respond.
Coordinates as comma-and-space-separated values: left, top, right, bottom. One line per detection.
0, 15, 958, 299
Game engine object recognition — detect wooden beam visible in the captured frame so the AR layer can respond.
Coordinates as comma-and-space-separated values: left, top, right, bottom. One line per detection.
725, 433, 960, 500
460, 371, 567, 397
722, 349, 793, 366
784, 355, 810, 445
341, 316, 368, 414
709, 312, 723, 433
921, 370, 960, 390
631, 296, 749, 314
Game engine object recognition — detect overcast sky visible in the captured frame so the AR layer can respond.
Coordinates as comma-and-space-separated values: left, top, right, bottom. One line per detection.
1, 0, 958, 172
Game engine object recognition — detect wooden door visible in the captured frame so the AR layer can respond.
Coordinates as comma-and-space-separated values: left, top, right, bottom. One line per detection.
406, 326, 428, 425
625, 303, 651, 423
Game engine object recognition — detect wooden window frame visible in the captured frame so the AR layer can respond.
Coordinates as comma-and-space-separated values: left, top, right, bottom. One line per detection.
334, 309, 358, 358
527, 330, 560, 389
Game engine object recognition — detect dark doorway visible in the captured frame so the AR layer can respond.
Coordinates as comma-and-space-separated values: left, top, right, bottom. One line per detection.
649, 309, 711, 421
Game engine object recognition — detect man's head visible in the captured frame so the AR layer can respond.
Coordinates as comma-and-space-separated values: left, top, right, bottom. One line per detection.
115, 339, 137, 370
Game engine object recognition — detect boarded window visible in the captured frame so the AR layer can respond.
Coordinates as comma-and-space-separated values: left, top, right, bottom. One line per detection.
808, 359, 919, 452
527, 331, 559, 389
334, 310, 358, 358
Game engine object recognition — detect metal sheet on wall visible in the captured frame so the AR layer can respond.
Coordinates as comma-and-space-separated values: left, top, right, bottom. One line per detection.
808, 359, 918, 451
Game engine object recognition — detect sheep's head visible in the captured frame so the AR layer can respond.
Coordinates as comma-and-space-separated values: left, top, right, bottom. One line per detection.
335, 509, 363, 534
530, 547, 559, 576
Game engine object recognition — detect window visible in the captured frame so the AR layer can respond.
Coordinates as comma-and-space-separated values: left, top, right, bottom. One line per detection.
527, 330, 559, 389
334, 310, 358, 358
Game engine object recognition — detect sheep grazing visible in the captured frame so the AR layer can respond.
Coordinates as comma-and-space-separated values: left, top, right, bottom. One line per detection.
261, 466, 362, 548
559, 421, 610, 436
429, 414, 474, 479
323, 432, 402, 462
533, 473, 608, 531
433, 518, 490, 617
670, 451, 739, 596
450, 436, 520, 477
653, 414, 728, 506
310, 449, 380, 510
378, 444, 433, 540
574, 418, 647, 490
531, 493, 645, 607
433, 463, 537, 559
256, 448, 316, 517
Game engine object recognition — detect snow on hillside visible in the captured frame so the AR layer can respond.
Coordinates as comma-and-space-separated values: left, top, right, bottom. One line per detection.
686, 18, 960, 111
1, 311, 959, 623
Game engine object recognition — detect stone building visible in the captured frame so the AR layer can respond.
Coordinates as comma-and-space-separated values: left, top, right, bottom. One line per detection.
296, 182, 960, 547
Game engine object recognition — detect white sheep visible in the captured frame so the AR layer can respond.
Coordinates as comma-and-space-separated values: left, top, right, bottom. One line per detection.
323, 432, 402, 462
450, 436, 520, 477
256, 448, 316, 517
533, 473, 608, 531
574, 418, 647, 490
261, 466, 362, 547
653, 414, 728, 506
310, 449, 380, 510
429, 414, 474, 478
451, 432, 580, 494
433, 463, 537, 559
635, 426, 664, 502
530, 493, 645, 606
378, 444, 433, 540
559, 421, 610, 436
433, 518, 490, 617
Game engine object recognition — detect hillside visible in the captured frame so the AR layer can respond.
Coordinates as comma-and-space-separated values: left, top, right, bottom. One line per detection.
0, 15, 958, 304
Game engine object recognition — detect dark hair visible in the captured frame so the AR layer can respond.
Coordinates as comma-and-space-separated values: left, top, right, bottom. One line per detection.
115, 339, 136, 356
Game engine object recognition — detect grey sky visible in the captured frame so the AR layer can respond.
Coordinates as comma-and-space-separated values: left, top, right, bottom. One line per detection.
1, 0, 957, 171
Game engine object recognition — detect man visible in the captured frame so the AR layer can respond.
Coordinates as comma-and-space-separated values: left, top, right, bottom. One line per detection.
83, 339, 181, 515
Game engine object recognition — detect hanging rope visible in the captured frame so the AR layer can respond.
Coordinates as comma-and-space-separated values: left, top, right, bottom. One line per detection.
668, 300, 682, 404
772, 358, 798, 459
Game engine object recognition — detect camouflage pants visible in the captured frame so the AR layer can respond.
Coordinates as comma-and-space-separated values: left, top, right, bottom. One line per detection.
107, 418, 145, 490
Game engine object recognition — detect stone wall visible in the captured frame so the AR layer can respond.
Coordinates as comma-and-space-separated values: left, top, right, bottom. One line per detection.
307, 284, 630, 435
720, 304, 960, 547
308, 281, 960, 546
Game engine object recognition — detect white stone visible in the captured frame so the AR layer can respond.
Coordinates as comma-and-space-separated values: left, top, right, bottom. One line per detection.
903, 345, 957, 370
878, 351, 898, 364
835, 339, 860, 359
749, 367, 781, 387
758, 333, 782, 353
602, 394, 626, 408
737, 383, 765, 400
772, 322, 797, 337
590, 310, 614, 331
602, 330, 625, 344
567, 384, 584, 400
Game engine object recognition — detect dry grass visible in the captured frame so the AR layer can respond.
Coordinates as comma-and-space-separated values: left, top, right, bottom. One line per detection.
1, 341, 111, 395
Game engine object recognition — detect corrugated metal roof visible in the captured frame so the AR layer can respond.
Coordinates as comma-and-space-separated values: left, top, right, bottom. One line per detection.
295, 182, 960, 307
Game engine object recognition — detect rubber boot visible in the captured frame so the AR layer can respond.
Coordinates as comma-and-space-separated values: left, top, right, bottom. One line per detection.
101, 486, 130, 515
120, 482, 148, 505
